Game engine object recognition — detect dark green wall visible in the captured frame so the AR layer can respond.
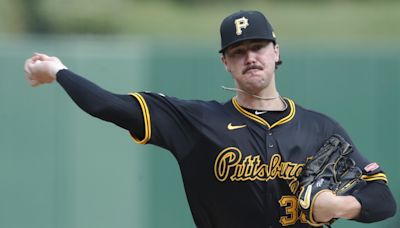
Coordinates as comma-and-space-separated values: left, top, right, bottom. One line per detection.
0, 37, 398, 228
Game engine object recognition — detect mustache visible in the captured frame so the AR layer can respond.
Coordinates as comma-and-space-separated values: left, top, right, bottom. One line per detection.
242, 65, 263, 74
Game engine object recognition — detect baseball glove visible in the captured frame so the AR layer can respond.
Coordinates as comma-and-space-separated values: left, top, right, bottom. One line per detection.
297, 134, 366, 227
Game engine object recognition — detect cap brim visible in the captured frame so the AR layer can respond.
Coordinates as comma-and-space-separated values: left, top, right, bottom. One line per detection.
219, 36, 276, 53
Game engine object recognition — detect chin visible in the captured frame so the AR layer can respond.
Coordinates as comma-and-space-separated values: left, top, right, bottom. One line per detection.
243, 83, 265, 94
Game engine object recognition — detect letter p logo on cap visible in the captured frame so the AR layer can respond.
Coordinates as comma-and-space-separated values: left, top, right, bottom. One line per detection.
234, 17, 249, 35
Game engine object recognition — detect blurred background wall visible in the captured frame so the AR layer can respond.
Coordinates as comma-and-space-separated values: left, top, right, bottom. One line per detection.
0, 0, 399, 227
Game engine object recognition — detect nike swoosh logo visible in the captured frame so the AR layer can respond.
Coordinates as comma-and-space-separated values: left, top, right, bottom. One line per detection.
227, 123, 247, 130
299, 184, 312, 209
255, 110, 267, 115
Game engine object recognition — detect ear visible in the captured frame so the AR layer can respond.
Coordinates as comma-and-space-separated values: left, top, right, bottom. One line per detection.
221, 55, 230, 72
274, 44, 280, 62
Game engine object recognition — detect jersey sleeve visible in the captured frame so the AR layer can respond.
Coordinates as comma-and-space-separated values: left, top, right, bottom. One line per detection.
56, 69, 145, 136
352, 181, 397, 223
128, 92, 208, 160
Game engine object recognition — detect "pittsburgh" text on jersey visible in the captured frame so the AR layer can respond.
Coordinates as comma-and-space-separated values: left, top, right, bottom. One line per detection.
214, 147, 304, 191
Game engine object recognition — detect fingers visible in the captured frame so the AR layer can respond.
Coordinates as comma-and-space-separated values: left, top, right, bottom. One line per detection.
25, 75, 41, 87
30, 79, 41, 87
25, 56, 43, 86
24, 52, 61, 87
24, 58, 32, 74
34, 52, 48, 56
25, 52, 47, 72
31, 55, 42, 62
26, 59, 40, 75
33, 52, 50, 59
30, 52, 52, 63
24, 58, 41, 76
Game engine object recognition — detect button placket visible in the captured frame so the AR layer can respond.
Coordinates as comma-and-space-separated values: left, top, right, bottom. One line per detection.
268, 143, 274, 148
266, 128, 274, 150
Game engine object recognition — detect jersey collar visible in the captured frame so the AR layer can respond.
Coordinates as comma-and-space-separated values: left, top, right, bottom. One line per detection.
231, 97, 296, 129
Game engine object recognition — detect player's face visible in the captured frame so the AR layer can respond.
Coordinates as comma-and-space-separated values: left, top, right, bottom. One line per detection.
222, 40, 280, 94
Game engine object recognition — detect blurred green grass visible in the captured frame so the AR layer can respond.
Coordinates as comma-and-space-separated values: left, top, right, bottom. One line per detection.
1, 0, 399, 46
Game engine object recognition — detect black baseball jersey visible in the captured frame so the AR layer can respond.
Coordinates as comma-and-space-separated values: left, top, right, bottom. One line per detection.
128, 92, 387, 228
54, 70, 395, 227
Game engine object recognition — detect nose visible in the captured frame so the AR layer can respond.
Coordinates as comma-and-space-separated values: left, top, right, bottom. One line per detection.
244, 50, 257, 65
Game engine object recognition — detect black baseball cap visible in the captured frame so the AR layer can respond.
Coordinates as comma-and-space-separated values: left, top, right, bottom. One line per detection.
219, 10, 276, 53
